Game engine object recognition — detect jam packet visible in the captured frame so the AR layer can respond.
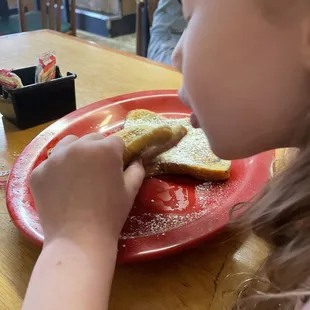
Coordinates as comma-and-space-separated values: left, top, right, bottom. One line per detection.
0, 69, 23, 89
35, 51, 57, 83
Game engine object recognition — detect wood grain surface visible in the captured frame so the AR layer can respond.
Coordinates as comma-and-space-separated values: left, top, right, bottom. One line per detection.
0, 30, 280, 310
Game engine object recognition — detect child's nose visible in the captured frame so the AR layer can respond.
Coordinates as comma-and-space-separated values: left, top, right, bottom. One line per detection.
172, 33, 184, 73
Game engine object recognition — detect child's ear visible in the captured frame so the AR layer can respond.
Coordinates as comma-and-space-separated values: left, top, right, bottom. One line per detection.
301, 17, 310, 69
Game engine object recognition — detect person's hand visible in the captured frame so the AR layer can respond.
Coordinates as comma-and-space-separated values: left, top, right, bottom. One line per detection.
30, 133, 145, 247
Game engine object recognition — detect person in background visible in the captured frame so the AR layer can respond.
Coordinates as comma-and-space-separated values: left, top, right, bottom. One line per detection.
147, 0, 185, 65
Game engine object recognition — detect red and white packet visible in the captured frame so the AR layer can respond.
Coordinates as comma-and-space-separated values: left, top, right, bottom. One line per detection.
0, 69, 23, 89
35, 51, 57, 83
0, 169, 10, 187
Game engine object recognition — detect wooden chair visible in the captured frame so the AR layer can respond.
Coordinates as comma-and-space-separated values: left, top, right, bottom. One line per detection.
0, 0, 10, 21
0, 0, 76, 36
136, 0, 159, 57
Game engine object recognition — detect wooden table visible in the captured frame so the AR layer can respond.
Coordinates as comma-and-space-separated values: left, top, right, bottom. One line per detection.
0, 30, 271, 310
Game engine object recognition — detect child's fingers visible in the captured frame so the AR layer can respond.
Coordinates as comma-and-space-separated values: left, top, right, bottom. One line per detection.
52, 135, 78, 154
104, 135, 125, 150
78, 133, 105, 142
100, 135, 125, 161
124, 159, 145, 199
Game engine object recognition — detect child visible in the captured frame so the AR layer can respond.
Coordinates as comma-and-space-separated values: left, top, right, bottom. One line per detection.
22, 0, 310, 309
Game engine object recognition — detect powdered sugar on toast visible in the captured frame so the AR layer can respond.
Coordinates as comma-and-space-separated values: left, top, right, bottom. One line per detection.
124, 111, 231, 174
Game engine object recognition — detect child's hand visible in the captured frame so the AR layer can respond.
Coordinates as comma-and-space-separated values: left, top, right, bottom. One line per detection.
30, 133, 145, 246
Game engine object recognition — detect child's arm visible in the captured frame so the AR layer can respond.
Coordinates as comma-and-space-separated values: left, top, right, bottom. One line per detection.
22, 133, 145, 310
22, 238, 117, 310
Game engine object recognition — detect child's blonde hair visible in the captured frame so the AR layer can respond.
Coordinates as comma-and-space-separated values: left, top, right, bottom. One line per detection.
233, 144, 310, 309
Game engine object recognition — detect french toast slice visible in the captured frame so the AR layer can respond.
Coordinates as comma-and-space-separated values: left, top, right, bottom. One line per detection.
47, 125, 188, 169
113, 125, 187, 167
124, 109, 231, 181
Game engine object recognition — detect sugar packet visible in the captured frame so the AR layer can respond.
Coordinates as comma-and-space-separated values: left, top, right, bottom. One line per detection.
0, 69, 23, 89
35, 51, 57, 83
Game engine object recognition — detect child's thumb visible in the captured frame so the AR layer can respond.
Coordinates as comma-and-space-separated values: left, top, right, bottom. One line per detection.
124, 159, 145, 199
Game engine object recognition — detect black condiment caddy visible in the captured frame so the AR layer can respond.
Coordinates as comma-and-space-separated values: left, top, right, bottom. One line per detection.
0, 65, 77, 129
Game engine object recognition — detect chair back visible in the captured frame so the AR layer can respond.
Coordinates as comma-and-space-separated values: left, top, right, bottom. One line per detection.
136, 0, 159, 57
18, 0, 76, 35
147, 0, 159, 25
0, 0, 10, 20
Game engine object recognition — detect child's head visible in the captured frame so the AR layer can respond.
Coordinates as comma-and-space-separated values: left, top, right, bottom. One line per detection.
173, 0, 310, 159
173, 0, 310, 308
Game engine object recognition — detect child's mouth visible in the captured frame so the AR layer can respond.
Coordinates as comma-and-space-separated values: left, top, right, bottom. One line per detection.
178, 89, 200, 128
190, 113, 200, 128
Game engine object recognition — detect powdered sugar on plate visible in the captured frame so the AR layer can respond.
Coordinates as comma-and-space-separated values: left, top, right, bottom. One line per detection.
121, 211, 207, 239
121, 179, 229, 239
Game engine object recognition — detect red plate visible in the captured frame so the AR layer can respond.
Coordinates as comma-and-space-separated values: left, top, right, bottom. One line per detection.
6, 90, 274, 263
